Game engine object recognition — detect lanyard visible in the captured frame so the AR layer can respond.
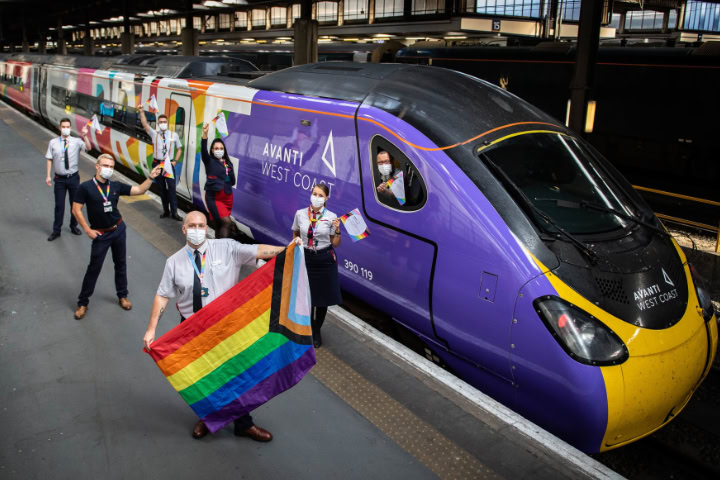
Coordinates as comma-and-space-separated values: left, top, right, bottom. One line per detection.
187, 249, 207, 284
93, 178, 110, 203
307, 207, 325, 238
157, 131, 169, 158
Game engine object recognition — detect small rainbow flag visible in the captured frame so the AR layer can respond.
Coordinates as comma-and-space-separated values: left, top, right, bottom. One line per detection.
212, 111, 229, 137
145, 244, 315, 432
385, 171, 406, 206
340, 208, 370, 242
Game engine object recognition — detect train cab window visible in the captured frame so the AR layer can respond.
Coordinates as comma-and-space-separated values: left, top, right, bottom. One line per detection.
370, 136, 427, 211
51, 86, 66, 108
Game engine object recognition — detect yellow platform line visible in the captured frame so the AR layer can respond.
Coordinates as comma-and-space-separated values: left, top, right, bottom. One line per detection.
312, 348, 501, 480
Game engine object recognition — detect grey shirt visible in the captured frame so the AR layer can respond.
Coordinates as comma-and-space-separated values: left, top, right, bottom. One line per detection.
292, 207, 338, 250
45, 136, 86, 175
157, 239, 258, 319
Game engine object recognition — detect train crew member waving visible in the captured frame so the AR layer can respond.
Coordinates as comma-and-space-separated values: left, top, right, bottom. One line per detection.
143, 210, 302, 441
45, 118, 92, 241
138, 104, 183, 221
201, 123, 236, 239
291, 185, 342, 348
71, 154, 162, 320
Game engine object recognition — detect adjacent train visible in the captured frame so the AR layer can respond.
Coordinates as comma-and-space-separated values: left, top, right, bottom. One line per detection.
0, 53, 717, 453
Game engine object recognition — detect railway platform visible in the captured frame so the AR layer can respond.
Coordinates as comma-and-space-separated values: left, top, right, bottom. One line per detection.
0, 101, 621, 480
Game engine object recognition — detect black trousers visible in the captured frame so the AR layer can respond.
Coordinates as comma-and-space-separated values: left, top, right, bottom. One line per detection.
153, 161, 177, 215
179, 315, 254, 430
53, 174, 79, 233
77, 222, 128, 306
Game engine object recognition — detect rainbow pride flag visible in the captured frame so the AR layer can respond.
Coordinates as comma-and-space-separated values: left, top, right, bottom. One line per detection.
146, 244, 315, 432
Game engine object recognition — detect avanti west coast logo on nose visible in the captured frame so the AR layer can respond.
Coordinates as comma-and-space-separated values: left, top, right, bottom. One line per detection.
634, 268, 678, 311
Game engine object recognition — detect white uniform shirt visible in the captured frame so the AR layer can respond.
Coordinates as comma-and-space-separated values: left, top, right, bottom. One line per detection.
149, 127, 182, 161
292, 207, 338, 250
45, 136, 86, 175
156, 239, 258, 319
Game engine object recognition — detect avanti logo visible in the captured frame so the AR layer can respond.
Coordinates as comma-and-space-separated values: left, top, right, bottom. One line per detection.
321, 130, 336, 177
662, 268, 674, 287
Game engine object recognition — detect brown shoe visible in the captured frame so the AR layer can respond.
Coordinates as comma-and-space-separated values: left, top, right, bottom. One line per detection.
236, 425, 273, 442
119, 298, 132, 310
192, 420, 209, 439
74, 306, 87, 320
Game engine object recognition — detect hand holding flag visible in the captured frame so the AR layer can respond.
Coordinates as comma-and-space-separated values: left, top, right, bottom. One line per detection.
145, 94, 159, 113
86, 114, 104, 134
212, 111, 229, 137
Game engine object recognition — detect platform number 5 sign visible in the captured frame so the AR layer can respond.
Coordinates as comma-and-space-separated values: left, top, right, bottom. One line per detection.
492, 19, 501, 31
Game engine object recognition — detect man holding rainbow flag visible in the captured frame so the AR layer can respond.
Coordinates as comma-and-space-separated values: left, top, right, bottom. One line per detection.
144, 211, 310, 441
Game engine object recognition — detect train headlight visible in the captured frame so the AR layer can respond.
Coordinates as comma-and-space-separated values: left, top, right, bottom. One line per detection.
534, 296, 629, 366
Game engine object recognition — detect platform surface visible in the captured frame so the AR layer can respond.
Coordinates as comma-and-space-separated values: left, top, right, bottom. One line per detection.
0, 102, 605, 480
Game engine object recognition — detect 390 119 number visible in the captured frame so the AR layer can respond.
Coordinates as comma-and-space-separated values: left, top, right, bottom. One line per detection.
343, 259, 373, 281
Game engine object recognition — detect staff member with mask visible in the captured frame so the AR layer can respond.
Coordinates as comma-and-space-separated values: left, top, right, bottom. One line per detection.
72, 154, 162, 320
138, 104, 183, 221
144, 210, 302, 441
201, 123, 236, 239
291, 184, 342, 348
45, 118, 92, 241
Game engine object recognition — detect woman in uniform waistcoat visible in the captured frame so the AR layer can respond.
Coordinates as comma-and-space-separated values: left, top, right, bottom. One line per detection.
201, 123, 236, 239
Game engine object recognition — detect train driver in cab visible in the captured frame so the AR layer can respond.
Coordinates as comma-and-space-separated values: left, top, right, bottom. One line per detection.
375, 151, 424, 208
137, 103, 183, 222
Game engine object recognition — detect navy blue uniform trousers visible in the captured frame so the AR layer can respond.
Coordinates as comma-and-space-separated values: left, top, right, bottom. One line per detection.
153, 161, 178, 215
53, 174, 79, 233
77, 221, 128, 306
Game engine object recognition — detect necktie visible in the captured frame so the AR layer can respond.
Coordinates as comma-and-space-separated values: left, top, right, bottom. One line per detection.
307, 211, 317, 248
63, 139, 69, 171
193, 250, 202, 313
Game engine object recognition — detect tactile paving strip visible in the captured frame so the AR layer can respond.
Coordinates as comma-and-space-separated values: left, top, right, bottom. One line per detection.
312, 348, 502, 480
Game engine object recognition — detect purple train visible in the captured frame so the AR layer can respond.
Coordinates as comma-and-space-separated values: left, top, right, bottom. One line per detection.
1, 54, 717, 453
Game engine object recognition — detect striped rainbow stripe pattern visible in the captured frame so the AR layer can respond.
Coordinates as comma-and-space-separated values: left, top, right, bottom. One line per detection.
146, 244, 315, 433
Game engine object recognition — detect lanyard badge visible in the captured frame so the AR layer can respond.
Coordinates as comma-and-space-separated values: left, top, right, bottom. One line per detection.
93, 178, 112, 212
187, 250, 209, 297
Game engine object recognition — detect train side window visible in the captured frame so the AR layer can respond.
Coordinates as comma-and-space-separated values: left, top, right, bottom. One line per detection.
51, 85, 66, 108
370, 136, 427, 211
173, 107, 185, 140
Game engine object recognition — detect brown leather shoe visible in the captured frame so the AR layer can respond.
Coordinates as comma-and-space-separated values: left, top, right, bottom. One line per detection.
237, 425, 273, 442
119, 298, 132, 310
192, 420, 209, 439
74, 306, 87, 320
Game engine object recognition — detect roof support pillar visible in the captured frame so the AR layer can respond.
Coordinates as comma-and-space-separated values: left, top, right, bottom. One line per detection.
295, 0, 317, 65
84, 27, 95, 56
182, 0, 199, 56
568, 0, 603, 135
57, 18, 67, 55
22, 16, 30, 52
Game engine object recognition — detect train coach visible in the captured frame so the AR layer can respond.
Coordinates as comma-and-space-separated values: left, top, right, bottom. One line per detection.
0, 53, 717, 453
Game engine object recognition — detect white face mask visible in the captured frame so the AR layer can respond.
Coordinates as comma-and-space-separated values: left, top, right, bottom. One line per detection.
213, 149, 225, 159
99, 167, 114, 179
310, 194, 325, 209
158, 122, 168, 131
61, 127, 71, 137
378, 164, 393, 176
186, 228, 206, 246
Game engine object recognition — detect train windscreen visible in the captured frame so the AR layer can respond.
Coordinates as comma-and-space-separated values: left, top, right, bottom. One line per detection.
478, 132, 640, 235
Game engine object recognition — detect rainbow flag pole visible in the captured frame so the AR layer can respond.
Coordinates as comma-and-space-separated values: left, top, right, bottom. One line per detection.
145, 244, 314, 432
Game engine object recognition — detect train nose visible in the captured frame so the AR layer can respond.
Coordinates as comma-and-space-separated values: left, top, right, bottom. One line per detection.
602, 314, 717, 449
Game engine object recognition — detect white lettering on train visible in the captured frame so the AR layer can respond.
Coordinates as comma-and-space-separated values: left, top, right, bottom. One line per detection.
262, 142, 303, 166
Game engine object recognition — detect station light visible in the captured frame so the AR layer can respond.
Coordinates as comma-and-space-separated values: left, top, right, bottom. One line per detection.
373, 34, 392, 38
204, 1, 227, 7
444, 35, 467, 40
584, 100, 597, 133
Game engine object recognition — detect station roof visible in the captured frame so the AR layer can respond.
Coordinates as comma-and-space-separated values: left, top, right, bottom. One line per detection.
0, 0, 275, 44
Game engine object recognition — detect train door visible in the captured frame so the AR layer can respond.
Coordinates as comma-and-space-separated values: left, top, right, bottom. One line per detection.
168, 92, 192, 198
39, 66, 48, 121
355, 114, 437, 341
